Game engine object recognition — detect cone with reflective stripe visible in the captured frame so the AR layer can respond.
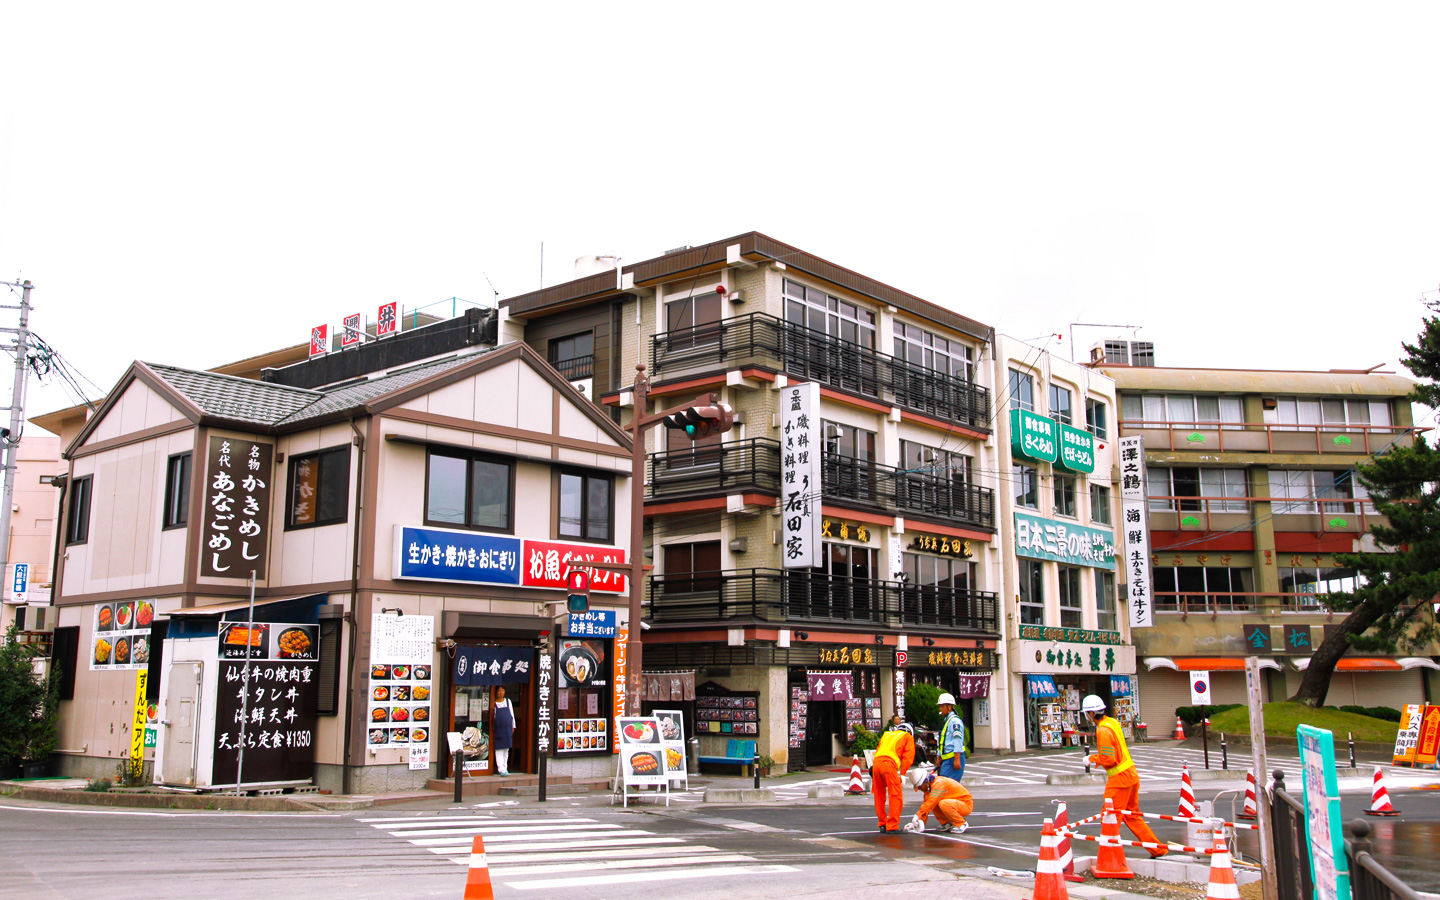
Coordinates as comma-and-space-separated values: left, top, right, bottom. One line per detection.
1204, 824, 1240, 900
1091, 797, 1135, 880
1366, 766, 1400, 816
846, 756, 867, 794
1172, 717, 1187, 740
1024, 817, 1070, 900
1052, 801, 1083, 883
1238, 769, 1258, 820
1178, 763, 1197, 818
463, 835, 493, 900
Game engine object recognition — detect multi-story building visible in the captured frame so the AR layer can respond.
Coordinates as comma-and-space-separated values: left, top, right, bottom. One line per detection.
1096, 347, 1440, 722
0, 434, 63, 634
992, 336, 1133, 748
501, 234, 1005, 770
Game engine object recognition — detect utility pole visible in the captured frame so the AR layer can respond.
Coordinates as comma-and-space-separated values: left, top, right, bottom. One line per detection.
0, 280, 33, 585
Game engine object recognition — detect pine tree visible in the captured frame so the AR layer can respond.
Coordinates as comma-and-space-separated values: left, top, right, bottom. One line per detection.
1291, 314, 1440, 706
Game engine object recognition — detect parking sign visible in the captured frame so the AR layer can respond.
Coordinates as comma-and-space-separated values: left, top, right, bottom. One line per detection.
1189, 670, 1212, 705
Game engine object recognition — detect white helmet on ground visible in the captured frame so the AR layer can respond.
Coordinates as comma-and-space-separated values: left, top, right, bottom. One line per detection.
937, 692, 957, 706
908, 766, 935, 789
1081, 694, 1106, 715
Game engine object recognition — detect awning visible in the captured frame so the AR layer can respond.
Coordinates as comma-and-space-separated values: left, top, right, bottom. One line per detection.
168, 593, 328, 623
1292, 657, 1440, 672
1143, 657, 1281, 672
1025, 674, 1059, 698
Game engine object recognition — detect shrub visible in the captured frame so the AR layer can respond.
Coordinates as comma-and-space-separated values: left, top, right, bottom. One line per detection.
1175, 704, 1242, 727
0, 624, 61, 768
906, 683, 943, 731
83, 779, 111, 792
1339, 705, 1401, 722
846, 724, 880, 756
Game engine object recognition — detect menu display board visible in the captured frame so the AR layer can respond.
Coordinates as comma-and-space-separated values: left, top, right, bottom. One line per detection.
368, 614, 434, 749
557, 718, 608, 753
697, 693, 758, 735
652, 709, 688, 783
616, 717, 668, 786
844, 698, 863, 741
788, 686, 808, 750
1037, 702, 1063, 747
90, 600, 156, 671
212, 621, 318, 785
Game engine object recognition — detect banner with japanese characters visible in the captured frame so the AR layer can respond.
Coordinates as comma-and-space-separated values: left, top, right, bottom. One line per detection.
1014, 512, 1115, 569
1118, 435, 1154, 629
780, 382, 821, 569
376, 301, 399, 337
212, 621, 318, 785
393, 525, 626, 593
202, 437, 273, 579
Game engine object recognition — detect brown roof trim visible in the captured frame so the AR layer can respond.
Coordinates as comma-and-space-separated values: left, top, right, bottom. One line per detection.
501, 231, 993, 341
63, 362, 203, 459
68, 420, 193, 460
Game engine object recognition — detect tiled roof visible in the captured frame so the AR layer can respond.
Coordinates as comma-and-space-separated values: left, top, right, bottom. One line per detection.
275, 352, 489, 426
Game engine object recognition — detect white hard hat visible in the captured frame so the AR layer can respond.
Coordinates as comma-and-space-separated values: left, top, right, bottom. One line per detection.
1081, 694, 1106, 714
937, 692, 957, 706
908, 766, 934, 789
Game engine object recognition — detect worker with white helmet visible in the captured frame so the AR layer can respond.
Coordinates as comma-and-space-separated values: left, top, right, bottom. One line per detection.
902, 764, 972, 834
935, 692, 966, 781
1083, 693, 1167, 858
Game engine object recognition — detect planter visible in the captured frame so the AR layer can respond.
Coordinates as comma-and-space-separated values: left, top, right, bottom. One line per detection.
21, 759, 51, 779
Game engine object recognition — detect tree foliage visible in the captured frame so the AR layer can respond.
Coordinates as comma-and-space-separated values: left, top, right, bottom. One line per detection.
905, 682, 942, 730
0, 624, 61, 767
1292, 314, 1440, 706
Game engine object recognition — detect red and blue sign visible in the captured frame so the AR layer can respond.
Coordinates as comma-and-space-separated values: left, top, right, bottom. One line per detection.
393, 525, 626, 593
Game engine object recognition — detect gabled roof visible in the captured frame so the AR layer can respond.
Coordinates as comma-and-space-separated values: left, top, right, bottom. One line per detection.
145, 363, 321, 426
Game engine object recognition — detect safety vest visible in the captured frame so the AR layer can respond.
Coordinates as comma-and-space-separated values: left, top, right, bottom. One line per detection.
1095, 715, 1134, 776
940, 711, 965, 761
874, 729, 913, 768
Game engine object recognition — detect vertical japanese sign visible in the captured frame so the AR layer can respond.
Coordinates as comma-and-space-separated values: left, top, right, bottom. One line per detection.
376, 301, 399, 337
536, 653, 553, 757
309, 324, 328, 358
612, 627, 628, 744
781, 382, 821, 569
213, 622, 320, 785
1298, 726, 1350, 900
129, 671, 148, 775
1393, 703, 1423, 765
1118, 435, 1153, 629
341, 312, 362, 348
202, 438, 273, 578
9, 562, 27, 603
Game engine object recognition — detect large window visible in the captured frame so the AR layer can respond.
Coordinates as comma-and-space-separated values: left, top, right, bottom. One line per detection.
1267, 469, 1371, 514
824, 421, 876, 461
1086, 398, 1108, 439
1019, 559, 1044, 625
901, 552, 975, 591
425, 450, 513, 532
662, 541, 721, 594
825, 422, 879, 504
662, 292, 722, 355
784, 279, 876, 349
287, 446, 350, 528
1013, 464, 1038, 509
163, 452, 191, 529
1094, 570, 1117, 631
1090, 483, 1112, 526
558, 470, 612, 542
1263, 397, 1392, 432
1008, 369, 1035, 411
1058, 566, 1083, 627
1278, 566, 1362, 608
1121, 393, 1244, 427
893, 321, 974, 382
1148, 467, 1248, 513
1152, 567, 1254, 611
66, 475, 92, 545
1053, 473, 1077, 518
548, 332, 594, 380
1049, 384, 1073, 425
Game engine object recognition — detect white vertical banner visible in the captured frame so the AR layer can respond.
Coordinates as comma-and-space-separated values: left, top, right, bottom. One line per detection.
1118, 435, 1154, 629
781, 381, 822, 569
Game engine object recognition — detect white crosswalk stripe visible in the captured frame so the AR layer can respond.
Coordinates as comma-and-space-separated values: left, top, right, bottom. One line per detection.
362, 813, 800, 889
964, 746, 1317, 785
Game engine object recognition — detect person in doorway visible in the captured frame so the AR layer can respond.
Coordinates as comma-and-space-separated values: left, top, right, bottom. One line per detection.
886, 714, 913, 734
871, 719, 916, 832
1083, 694, 1166, 858
492, 685, 515, 777
936, 692, 966, 781
904, 765, 972, 834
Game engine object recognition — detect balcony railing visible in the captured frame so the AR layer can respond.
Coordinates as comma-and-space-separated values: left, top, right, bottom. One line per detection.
824, 455, 995, 530
1145, 495, 1379, 534
1119, 418, 1417, 455
1154, 592, 1333, 615
647, 567, 1000, 633
650, 312, 991, 431
549, 354, 594, 381
648, 438, 782, 499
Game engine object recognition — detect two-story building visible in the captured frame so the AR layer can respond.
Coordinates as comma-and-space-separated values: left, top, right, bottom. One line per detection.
501, 233, 1005, 769
1096, 349, 1440, 721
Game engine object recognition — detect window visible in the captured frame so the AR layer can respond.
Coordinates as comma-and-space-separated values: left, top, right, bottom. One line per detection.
1278, 566, 1361, 608
1053, 473, 1077, 517
287, 446, 350, 528
1013, 464, 1038, 509
66, 475, 92, 545
1267, 469, 1370, 514
826, 422, 879, 504
1094, 570, 1117, 631
1049, 384, 1073, 425
1019, 559, 1044, 625
894, 322, 974, 382
661, 292, 722, 354
1121, 393, 1243, 427
50, 626, 80, 700
1008, 368, 1035, 411
1090, 483, 1112, 525
1264, 398, 1392, 432
548, 332, 594, 380
1152, 567, 1255, 611
558, 470, 612, 542
899, 440, 971, 515
662, 541, 722, 594
163, 452, 191, 529
784, 279, 876, 349
1086, 398, 1108, 439
1148, 467, 1248, 513
824, 422, 877, 461
901, 552, 975, 591
425, 450, 513, 532
1058, 566, 1083, 627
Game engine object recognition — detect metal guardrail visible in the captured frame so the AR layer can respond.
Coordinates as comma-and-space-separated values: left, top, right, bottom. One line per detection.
1118, 419, 1418, 455
1154, 592, 1333, 615
549, 354, 594, 381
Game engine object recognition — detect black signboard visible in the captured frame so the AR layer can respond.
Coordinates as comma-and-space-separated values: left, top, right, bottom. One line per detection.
202, 437, 274, 578
1242, 623, 1272, 653
212, 624, 319, 786
1283, 624, 1314, 654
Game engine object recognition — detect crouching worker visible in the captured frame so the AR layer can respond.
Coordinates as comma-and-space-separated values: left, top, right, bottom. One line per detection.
1083, 693, 1167, 858
873, 719, 916, 832
902, 765, 972, 835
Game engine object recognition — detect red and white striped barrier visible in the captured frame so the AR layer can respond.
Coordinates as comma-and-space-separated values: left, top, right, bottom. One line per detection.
1366, 766, 1400, 817
1178, 763, 1197, 818
1052, 801, 1083, 884
1133, 811, 1257, 830
1238, 769, 1258, 820
1067, 831, 1223, 856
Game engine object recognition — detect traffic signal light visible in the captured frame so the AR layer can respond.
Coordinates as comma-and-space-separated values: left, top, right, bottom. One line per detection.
566, 569, 590, 613
663, 401, 735, 441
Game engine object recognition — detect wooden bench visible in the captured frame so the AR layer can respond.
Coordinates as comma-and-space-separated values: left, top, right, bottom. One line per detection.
698, 739, 757, 774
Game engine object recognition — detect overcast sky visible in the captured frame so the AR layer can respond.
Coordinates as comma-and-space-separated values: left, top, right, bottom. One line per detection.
2, 4, 1437, 431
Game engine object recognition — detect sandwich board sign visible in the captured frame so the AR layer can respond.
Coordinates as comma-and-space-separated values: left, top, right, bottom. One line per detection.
613, 716, 668, 807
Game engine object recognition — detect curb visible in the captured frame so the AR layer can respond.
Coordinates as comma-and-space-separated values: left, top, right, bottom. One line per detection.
5, 785, 345, 812
703, 788, 776, 803
1046, 773, 1107, 785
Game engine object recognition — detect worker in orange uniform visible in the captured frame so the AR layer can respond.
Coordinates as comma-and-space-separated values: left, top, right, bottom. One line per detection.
1083, 694, 1167, 858
871, 720, 916, 832
903, 765, 972, 835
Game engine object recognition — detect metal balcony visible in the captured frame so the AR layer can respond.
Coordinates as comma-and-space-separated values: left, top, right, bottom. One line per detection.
646, 567, 1000, 633
549, 354, 594, 381
647, 438, 782, 500
823, 455, 996, 530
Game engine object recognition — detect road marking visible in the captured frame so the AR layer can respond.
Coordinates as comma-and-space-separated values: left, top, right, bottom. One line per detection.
406, 828, 652, 843
422, 836, 684, 852
504, 863, 799, 889
383, 821, 612, 834
492, 853, 757, 876
483, 845, 729, 865
0, 805, 333, 819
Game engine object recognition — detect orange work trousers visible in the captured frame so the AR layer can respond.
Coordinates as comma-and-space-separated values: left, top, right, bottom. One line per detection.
1103, 768, 1165, 856
872, 757, 905, 830
934, 795, 974, 827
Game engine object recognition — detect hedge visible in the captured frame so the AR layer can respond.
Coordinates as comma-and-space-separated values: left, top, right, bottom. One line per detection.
1175, 704, 1243, 727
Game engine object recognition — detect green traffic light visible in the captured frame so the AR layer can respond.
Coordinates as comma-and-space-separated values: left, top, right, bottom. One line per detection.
685, 424, 697, 436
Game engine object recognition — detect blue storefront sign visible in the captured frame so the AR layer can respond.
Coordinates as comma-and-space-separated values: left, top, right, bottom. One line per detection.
1026, 674, 1060, 698
566, 610, 617, 638
1109, 675, 1133, 697
394, 525, 522, 586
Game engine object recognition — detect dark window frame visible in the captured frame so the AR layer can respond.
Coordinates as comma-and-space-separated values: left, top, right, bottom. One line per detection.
423, 448, 516, 534
66, 475, 92, 545
556, 468, 614, 543
1085, 398, 1109, 440
1053, 472, 1077, 518
285, 445, 352, 530
162, 452, 191, 530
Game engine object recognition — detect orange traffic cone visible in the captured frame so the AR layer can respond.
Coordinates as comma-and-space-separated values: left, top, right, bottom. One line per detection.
845, 757, 867, 794
1172, 717, 1187, 740
1053, 801, 1083, 883
1204, 825, 1240, 900
1091, 797, 1135, 880
1238, 769, 1258, 820
1024, 817, 1070, 900
463, 834, 494, 900
1178, 763, 1197, 818
1366, 766, 1400, 816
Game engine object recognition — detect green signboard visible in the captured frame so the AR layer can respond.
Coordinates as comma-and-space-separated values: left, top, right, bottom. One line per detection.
1298, 725, 1350, 900
1010, 409, 1057, 463
1056, 423, 1095, 474
1014, 512, 1116, 569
